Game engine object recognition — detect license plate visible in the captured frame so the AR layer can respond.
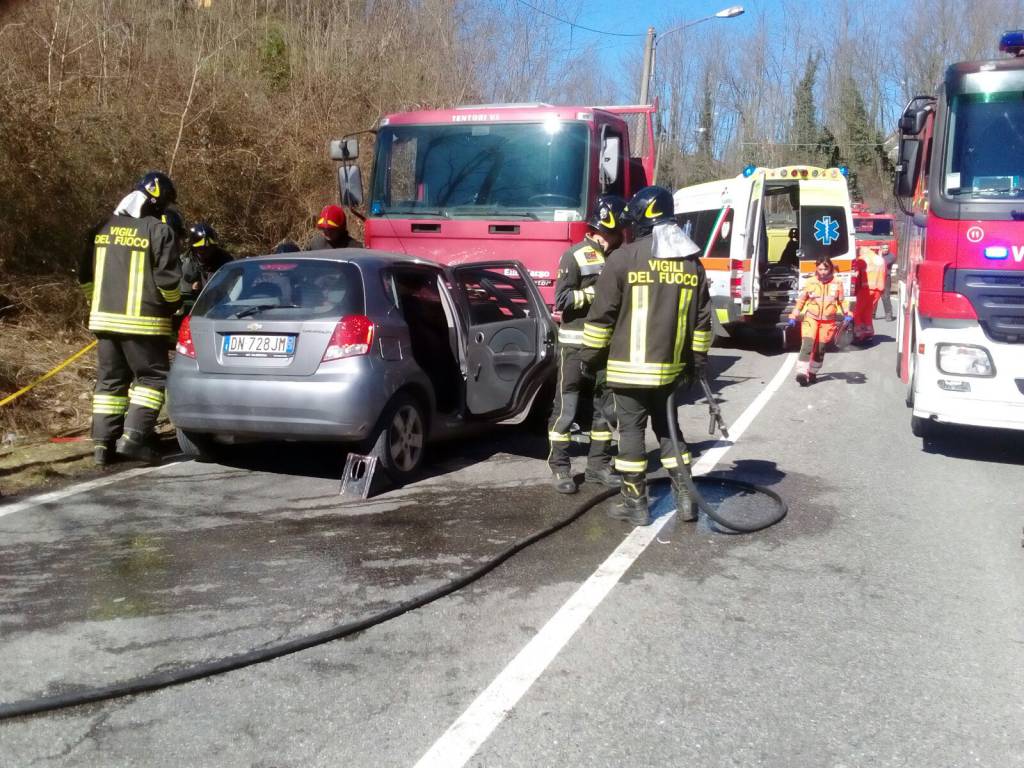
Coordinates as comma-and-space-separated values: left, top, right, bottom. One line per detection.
223, 334, 296, 358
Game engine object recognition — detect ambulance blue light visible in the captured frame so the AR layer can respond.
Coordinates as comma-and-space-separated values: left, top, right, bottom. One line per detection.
999, 30, 1024, 56
984, 245, 1009, 259
742, 164, 757, 177
838, 165, 849, 177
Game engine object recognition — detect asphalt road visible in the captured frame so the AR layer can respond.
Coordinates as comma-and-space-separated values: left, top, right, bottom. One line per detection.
1, 320, 1022, 768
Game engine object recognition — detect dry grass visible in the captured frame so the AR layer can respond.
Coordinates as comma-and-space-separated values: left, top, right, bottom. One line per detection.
0, 278, 95, 440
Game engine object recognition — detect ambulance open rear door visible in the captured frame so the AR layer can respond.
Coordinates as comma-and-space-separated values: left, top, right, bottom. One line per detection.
797, 179, 854, 297
741, 173, 766, 315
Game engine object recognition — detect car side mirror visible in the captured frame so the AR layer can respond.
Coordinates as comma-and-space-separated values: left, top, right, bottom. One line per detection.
893, 137, 922, 199
329, 137, 359, 161
337, 165, 363, 207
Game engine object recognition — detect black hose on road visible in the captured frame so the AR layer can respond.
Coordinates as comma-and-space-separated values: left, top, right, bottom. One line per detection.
1, 386, 788, 720
0, 487, 616, 721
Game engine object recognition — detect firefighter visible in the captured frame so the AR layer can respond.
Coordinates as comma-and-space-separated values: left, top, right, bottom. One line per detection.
580, 186, 713, 527
182, 221, 233, 300
548, 193, 628, 494
852, 245, 886, 343
78, 172, 182, 465
787, 256, 851, 386
308, 204, 361, 250
873, 245, 896, 322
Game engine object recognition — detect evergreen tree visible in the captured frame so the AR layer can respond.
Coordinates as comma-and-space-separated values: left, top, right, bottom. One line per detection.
791, 52, 822, 163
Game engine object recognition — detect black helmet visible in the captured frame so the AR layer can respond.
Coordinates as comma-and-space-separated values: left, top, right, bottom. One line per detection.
273, 240, 301, 254
625, 186, 674, 235
588, 194, 628, 233
160, 207, 186, 242
188, 221, 219, 249
136, 171, 176, 213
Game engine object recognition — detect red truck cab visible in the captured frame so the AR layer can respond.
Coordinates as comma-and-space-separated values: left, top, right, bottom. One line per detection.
331, 103, 655, 305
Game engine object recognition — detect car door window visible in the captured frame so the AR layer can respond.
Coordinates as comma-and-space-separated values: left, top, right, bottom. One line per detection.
454, 267, 532, 324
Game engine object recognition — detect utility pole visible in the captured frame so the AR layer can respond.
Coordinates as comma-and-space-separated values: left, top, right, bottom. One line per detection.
638, 27, 656, 106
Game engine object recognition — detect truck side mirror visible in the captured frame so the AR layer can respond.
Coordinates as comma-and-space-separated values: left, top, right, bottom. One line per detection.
893, 137, 922, 198
600, 135, 621, 186
337, 165, 363, 207
898, 108, 928, 136
329, 137, 359, 161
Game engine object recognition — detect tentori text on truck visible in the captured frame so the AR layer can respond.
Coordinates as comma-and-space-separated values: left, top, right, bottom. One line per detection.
328, 103, 655, 306
893, 30, 1024, 439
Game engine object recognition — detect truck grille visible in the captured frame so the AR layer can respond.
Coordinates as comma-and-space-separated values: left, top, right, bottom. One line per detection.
951, 269, 1024, 343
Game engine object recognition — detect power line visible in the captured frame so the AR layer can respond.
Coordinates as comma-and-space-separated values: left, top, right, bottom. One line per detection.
510, 0, 647, 38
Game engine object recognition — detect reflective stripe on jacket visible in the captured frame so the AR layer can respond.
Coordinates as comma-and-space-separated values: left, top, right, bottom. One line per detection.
78, 214, 181, 336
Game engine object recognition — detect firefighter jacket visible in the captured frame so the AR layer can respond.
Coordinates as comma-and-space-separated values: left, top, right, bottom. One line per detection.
580, 233, 713, 388
181, 246, 233, 296
554, 235, 608, 346
791, 276, 846, 322
78, 214, 181, 336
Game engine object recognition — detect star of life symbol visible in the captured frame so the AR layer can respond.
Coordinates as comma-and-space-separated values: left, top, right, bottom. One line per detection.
814, 216, 840, 246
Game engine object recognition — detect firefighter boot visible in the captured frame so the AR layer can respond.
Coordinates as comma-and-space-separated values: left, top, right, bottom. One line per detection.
607, 472, 650, 526
551, 470, 577, 494
668, 468, 697, 522
116, 430, 162, 465
584, 462, 622, 488
93, 440, 115, 467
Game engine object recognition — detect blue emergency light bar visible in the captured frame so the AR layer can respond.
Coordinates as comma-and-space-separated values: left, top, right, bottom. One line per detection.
1000, 30, 1024, 56
985, 246, 1009, 259
839, 165, 850, 177
742, 164, 757, 177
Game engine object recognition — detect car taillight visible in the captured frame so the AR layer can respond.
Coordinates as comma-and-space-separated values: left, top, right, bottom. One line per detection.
176, 315, 196, 358
322, 314, 374, 362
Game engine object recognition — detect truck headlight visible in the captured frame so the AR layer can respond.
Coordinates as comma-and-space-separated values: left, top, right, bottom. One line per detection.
936, 343, 995, 377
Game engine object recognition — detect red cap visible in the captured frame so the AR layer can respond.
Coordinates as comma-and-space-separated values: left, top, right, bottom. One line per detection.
317, 204, 346, 231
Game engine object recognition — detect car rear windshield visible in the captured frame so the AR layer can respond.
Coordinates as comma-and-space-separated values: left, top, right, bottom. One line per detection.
192, 259, 364, 320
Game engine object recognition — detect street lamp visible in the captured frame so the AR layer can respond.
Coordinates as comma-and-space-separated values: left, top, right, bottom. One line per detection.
638, 6, 745, 106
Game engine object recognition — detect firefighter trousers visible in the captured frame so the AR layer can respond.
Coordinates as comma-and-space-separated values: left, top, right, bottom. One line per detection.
796, 318, 838, 376
854, 290, 881, 340
92, 333, 169, 442
611, 384, 691, 477
548, 345, 614, 473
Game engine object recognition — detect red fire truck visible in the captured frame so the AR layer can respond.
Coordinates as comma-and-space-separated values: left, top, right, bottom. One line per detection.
329, 103, 655, 305
893, 31, 1024, 439
852, 203, 898, 263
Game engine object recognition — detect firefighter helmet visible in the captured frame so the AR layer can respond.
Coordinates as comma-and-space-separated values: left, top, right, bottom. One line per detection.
588, 194, 628, 233
136, 171, 176, 212
188, 221, 218, 249
625, 186, 674, 235
317, 204, 347, 231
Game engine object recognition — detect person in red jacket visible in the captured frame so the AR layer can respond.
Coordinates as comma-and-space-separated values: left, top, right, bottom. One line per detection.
852, 245, 887, 343
788, 257, 851, 386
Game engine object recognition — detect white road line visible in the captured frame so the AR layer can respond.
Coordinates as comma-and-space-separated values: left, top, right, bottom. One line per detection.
0, 459, 190, 519
412, 352, 798, 768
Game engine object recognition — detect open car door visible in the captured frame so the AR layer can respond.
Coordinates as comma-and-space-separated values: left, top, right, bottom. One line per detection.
448, 261, 555, 418
798, 180, 853, 294
742, 173, 766, 315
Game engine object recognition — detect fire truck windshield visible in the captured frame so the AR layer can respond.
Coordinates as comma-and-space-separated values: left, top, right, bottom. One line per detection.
944, 90, 1024, 199
370, 122, 589, 219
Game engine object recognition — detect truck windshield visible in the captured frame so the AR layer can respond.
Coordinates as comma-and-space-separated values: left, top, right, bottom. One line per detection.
944, 90, 1024, 198
370, 122, 589, 220
853, 218, 894, 238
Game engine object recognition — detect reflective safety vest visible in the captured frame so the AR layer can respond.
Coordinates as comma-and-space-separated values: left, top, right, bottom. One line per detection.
863, 247, 887, 291
793, 275, 845, 321
78, 214, 181, 336
581, 233, 713, 387
554, 236, 609, 346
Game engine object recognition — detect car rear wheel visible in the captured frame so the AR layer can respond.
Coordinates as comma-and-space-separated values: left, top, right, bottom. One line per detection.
371, 394, 426, 483
176, 428, 221, 462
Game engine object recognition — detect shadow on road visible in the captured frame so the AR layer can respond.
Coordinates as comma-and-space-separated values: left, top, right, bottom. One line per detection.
816, 371, 868, 384
922, 424, 1024, 465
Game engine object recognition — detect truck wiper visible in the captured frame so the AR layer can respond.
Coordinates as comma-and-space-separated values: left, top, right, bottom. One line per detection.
472, 210, 540, 220
232, 303, 301, 319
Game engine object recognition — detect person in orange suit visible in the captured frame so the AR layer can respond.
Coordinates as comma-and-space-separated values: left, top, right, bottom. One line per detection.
787, 257, 851, 386
852, 245, 886, 343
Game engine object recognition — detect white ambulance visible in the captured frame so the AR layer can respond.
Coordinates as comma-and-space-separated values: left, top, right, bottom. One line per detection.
674, 165, 857, 337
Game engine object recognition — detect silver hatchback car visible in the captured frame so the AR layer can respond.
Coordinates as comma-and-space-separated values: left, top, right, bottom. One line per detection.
167, 250, 555, 481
